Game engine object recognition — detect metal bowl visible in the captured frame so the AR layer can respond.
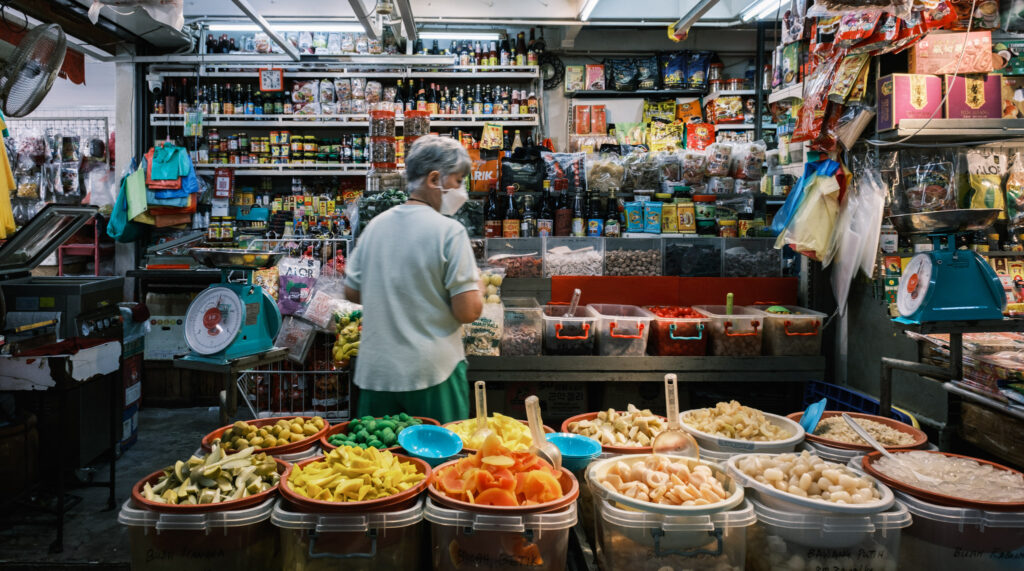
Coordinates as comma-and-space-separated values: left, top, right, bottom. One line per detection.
888, 209, 1001, 235
189, 248, 284, 270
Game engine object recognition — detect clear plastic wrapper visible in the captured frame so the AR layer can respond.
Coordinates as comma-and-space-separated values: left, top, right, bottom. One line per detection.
586, 153, 626, 192
682, 150, 707, 185
299, 276, 347, 331
733, 141, 766, 181
276, 316, 317, 363
898, 149, 956, 214
963, 148, 1007, 215
542, 151, 588, 194
319, 79, 336, 104
463, 302, 504, 356
705, 143, 733, 177
1007, 152, 1024, 237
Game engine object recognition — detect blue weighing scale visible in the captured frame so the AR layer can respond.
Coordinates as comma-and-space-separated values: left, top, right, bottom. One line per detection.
181, 248, 283, 365
892, 209, 1006, 324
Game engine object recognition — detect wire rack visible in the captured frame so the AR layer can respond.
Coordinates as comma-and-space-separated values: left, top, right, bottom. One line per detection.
6, 116, 110, 142
248, 237, 350, 276
237, 333, 352, 420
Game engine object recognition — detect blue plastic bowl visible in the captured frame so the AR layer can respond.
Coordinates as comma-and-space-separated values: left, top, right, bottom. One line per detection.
397, 424, 463, 467
546, 432, 602, 472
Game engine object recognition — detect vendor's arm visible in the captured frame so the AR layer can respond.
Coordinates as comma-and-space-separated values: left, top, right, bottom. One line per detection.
445, 226, 482, 324
344, 286, 361, 304
344, 234, 364, 305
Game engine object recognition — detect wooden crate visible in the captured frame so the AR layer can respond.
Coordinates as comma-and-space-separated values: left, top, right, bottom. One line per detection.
960, 402, 1024, 469
142, 361, 223, 406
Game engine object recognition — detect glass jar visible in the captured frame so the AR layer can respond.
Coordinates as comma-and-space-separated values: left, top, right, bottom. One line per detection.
708, 63, 724, 83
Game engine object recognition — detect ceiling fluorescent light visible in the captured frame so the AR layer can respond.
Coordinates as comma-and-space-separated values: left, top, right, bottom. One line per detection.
740, 0, 785, 21
208, 23, 365, 33
580, 0, 601, 21
419, 32, 501, 41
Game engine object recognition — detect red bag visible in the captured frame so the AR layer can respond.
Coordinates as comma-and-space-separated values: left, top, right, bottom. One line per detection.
468, 148, 500, 193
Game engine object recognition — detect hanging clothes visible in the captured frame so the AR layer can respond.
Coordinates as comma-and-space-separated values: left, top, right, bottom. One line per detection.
0, 113, 16, 239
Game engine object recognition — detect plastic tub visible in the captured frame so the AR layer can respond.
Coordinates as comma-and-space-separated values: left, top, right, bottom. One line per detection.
693, 305, 764, 356
118, 497, 281, 570
543, 237, 604, 277
896, 490, 1024, 570
502, 297, 543, 356
745, 497, 911, 571
424, 496, 577, 571
542, 304, 599, 355
604, 237, 662, 276
723, 237, 781, 277
679, 408, 804, 454
589, 303, 654, 357
486, 238, 544, 278
662, 237, 723, 277
595, 497, 756, 571
271, 496, 425, 570
752, 304, 827, 356
645, 306, 711, 356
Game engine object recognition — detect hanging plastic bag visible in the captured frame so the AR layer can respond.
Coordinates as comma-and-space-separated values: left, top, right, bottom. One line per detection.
1007, 152, 1024, 237
107, 160, 144, 243
829, 166, 887, 315
770, 161, 821, 236
89, 1, 184, 31
963, 148, 1008, 217
774, 160, 843, 261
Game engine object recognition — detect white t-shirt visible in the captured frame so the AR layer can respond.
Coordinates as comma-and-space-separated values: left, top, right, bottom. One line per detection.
345, 204, 479, 392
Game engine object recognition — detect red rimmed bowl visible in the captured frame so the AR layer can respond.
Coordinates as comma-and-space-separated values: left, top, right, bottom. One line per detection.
320, 416, 440, 452
428, 459, 579, 516
561, 411, 669, 454
131, 457, 289, 514
280, 452, 432, 513
201, 416, 329, 457
788, 411, 928, 452
442, 418, 555, 455
862, 450, 1024, 512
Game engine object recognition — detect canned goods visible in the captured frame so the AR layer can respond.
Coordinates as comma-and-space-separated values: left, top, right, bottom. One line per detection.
271, 144, 282, 158
303, 136, 317, 153
219, 139, 228, 152
291, 138, 303, 153
228, 135, 239, 151
280, 131, 290, 145
270, 131, 280, 145
719, 219, 738, 238
229, 153, 240, 164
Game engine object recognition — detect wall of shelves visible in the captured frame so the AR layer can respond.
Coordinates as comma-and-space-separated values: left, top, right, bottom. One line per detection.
150, 113, 539, 128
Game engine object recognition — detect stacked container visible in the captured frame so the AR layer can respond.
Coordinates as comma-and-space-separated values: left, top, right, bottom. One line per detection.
723, 237, 782, 277
271, 497, 426, 570
542, 304, 599, 355
486, 238, 544, 278
646, 306, 711, 356
543, 237, 604, 277
424, 497, 577, 571
753, 304, 827, 356
694, 305, 765, 356
662, 237, 723, 277
589, 303, 654, 356
603, 237, 662, 276
502, 297, 543, 356
367, 107, 399, 194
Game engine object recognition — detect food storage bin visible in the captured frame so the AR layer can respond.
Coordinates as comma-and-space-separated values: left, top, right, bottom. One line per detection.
542, 304, 599, 355
118, 497, 281, 571
604, 237, 662, 276
745, 497, 911, 571
753, 304, 827, 356
271, 497, 425, 570
895, 490, 1024, 570
424, 496, 576, 571
502, 297, 543, 356
662, 237, 723, 277
486, 238, 544, 278
693, 305, 765, 356
723, 237, 781, 277
681, 411, 805, 454
544, 237, 604, 277
595, 497, 755, 571
646, 306, 711, 356
589, 303, 654, 357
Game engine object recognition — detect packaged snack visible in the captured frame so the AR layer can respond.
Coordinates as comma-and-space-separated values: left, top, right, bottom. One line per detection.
334, 78, 352, 100
625, 201, 645, 232
852, 12, 901, 54
574, 105, 592, 135
781, 42, 802, 87
647, 122, 684, 152
292, 80, 319, 103
586, 153, 626, 191
319, 79, 336, 104
586, 64, 606, 90
687, 123, 715, 150
661, 202, 679, 233
685, 51, 712, 89
608, 58, 639, 91
351, 77, 366, 99
828, 54, 871, 103
661, 52, 687, 89
846, 60, 873, 104
591, 105, 607, 134
682, 150, 707, 184
810, 16, 842, 52
901, 160, 956, 213
542, 152, 588, 194
340, 33, 355, 53
481, 123, 503, 150
705, 143, 733, 177
643, 100, 676, 123
300, 276, 347, 331
735, 141, 767, 180
644, 201, 663, 233
963, 148, 1007, 216
675, 99, 703, 123
713, 95, 744, 123
253, 267, 280, 300
566, 65, 585, 92
794, 49, 842, 143
1007, 152, 1024, 235
909, 31, 993, 74
636, 56, 660, 90
276, 316, 317, 363
365, 81, 382, 104
836, 12, 881, 48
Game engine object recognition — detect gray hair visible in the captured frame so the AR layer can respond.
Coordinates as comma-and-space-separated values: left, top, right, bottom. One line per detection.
405, 136, 471, 193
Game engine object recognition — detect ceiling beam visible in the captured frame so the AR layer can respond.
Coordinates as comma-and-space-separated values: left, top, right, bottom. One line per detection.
347, 0, 378, 41
394, 0, 417, 42
229, 0, 301, 61
6, 0, 129, 54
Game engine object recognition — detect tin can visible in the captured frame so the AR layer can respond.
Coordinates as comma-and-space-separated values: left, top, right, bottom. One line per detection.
291, 138, 303, 153
228, 135, 239, 151
280, 131, 290, 145
303, 136, 317, 153
271, 144, 282, 158
229, 152, 240, 164
270, 131, 280, 145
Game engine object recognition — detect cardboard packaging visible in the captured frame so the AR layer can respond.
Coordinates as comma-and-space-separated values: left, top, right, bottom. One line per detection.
585, 64, 605, 91
565, 65, 584, 92
574, 105, 591, 134
945, 74, 1003, 119
876, 74, 943, 131
910, 31, 993, 75
590, 105, 607, 134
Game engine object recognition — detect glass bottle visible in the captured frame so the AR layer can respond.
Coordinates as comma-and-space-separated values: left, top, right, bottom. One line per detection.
587, 194, 604, 237
538, 180, 554, 236
520, 195, 537, 237
604, 189, 622, 237
485, 186, 503, 238
571, 190, 586, 237
502, 186, 521, 238
554, 180, 572, 236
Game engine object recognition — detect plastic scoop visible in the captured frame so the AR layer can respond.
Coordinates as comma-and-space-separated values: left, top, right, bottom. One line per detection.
651, 374, 700, 458
526, 395, 562, 471
841, 413, 940, 485
567, 288, 582, 318
799, 398, 828, 433
725, 292, 734, 315
471, 380, 493, 445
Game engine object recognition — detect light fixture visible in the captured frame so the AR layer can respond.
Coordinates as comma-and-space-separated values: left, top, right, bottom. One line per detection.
419, 31, 501, 41
580, 0, 601, 21
740, 0, 786, 22
207, 22, 366, 32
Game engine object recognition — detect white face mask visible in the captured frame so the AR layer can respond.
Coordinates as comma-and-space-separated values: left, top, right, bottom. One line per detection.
440, 185, 468, 216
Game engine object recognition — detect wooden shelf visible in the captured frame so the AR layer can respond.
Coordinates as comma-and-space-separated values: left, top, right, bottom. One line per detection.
876, 119, 1024, 142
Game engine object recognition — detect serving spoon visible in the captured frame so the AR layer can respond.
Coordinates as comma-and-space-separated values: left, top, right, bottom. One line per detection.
841, 413, 940, 485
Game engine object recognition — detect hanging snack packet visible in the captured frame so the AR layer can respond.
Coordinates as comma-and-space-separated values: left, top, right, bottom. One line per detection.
1006, 152, 1024, 235
793, 49, 843, 143
300, 276, 348, 331
810, 16, 842, 53
253, 266, 280, 300
836, 12, 881, 48
964, 149, 1008, 217
901, 161, 955, 213
276, 316, 317, 363
705, 143, 734, 177
542, 152, 588, 194
686, 123, 715, 150
828, 54, 871, 103
661, 52, 687, 89
481, 123, 503, 150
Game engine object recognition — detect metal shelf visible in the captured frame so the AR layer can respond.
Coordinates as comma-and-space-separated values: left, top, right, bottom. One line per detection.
149, 63, 539, 79
716, 123, 777, 130
195, 164, 369, 177
465, 355, 825, 383
944, 381, 1024, 422
876, 119, 1024, 142
566, 89, 706, 99
893, 318, 1024, 335
704, 90, 756, 102
769, 162, 805, 177
150, 113, 539, 128
768, 83, 803, 104
984, 251, 1024, 257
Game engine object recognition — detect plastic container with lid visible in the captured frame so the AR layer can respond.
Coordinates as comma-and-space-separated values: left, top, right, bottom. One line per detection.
544, 237, 604, 277
662, 237, 723, 277
745, 497, 911, 571
502, 297, 543, 356
894, 490, 1024, 570
604, 237, 662, 276
486, 237, 543, 278
752, 304, 827, 356
645, 306, 711, 356
271, 497, 425, 570
424, 496, 577, 571
723, 237, 782, 277
588, 303, 654, 356
542, 304, 599, 355
118, 497, 282, 570
595, 497, 755, 571
694, 305, 764, 356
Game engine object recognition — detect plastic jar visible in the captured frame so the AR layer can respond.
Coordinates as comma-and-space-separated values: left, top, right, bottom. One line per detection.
694, 195, 717, 221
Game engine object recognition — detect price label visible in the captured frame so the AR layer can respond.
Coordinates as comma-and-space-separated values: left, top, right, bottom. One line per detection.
259, 68, 284, 92
213, 168, 234, 200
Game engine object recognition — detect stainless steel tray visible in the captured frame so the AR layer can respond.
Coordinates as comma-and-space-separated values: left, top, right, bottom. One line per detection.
888, 209, 1001, 235
189, 248, 283, 270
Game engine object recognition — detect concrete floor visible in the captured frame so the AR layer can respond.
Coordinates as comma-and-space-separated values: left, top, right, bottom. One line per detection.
0, 407, 220, 569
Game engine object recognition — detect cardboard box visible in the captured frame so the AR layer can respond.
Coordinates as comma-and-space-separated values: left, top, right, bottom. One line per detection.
993, 39, 1024, 75
585, 64, 605, 91
945, 74, 1003, 119
144, 315, 189, 360
590, 105, 607, 134
565, 65, 585, 92
119, 403, 139, 456
910, 31, 993, 75
876, 74, 943, 132
574, 105, 591, 135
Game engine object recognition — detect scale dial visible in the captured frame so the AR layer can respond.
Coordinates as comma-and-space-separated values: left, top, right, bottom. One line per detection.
898, 254, 934, 317
184, 287, 245, 355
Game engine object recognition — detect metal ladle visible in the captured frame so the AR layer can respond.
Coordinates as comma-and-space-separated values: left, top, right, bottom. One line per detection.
526, 395, 562, 471
651, 374, 700, 458
471, 380, 493, 446
841, 413, 940, 485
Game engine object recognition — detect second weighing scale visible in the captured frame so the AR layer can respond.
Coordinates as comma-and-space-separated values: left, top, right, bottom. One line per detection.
181, 248, 283, 365
891, 209, 1005, 324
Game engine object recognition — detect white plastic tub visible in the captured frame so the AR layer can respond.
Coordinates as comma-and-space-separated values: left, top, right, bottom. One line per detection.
896, 491, 1024, 570
745, 497, 911, 571
502, 297, 543, 356
595, 497, 755, 571
679, 409, 805, 454
271, 497, 424, 570
752, 304, 827, 356
424, 496, 577, 571
589, 303, 655, 357
118, 497, 281, 570
693, 305, 764, 356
